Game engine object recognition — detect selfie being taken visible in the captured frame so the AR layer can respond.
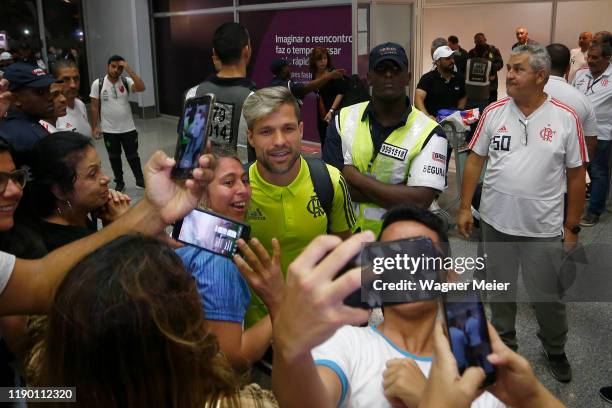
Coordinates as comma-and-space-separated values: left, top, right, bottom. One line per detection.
0, 1, 610, 407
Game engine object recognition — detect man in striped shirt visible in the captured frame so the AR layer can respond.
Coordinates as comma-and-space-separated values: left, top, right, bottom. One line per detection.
458, 44, 587, 383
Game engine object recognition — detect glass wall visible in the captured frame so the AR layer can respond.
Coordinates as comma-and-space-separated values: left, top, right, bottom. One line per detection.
153, 0, 233, 13
0, 0, 88, 96
154, 13, 233, 116
42, 0, 89, 96
0, 0, 41, 55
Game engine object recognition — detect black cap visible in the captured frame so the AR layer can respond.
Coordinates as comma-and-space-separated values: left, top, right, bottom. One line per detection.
270, 58, 289, 75
3, 62, 54, 91
369, 42, 409, 69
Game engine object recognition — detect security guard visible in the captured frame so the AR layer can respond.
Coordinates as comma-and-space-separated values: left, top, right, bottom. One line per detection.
0, 62, 55, 165
323, 42, 448, 236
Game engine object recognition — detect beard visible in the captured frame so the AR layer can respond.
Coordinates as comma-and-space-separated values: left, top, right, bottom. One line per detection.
260, 149, 301, 175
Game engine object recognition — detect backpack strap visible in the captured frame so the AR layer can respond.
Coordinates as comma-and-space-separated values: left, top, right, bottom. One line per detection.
98, 76, 104, 118
304, 157, 334, 227
121, 76, 130, 94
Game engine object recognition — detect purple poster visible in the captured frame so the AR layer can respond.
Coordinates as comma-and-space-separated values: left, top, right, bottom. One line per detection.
243, 6, 352, 143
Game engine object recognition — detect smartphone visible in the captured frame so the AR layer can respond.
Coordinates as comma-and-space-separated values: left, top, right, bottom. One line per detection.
171, 94, 215, 179
336, 236, 445, 309
172, 208, 251, 258
443, 290, 496, 387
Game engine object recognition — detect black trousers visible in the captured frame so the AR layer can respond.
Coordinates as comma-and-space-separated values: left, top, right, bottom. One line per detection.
103, 130, 144, 184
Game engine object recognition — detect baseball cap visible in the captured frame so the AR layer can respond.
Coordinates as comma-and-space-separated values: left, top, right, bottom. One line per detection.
369, 42, 409, 69
2, 62, 55, 91
433, 46, 456, 61
270, 59, 289, 75
0, 52, 12, 61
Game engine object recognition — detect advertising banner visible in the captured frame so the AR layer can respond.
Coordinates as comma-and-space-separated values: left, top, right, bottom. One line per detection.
244, 6, 352, 143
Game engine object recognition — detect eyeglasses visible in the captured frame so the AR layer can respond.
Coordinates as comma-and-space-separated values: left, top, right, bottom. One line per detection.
0, 169, 28, 194
518, 119, 528, 145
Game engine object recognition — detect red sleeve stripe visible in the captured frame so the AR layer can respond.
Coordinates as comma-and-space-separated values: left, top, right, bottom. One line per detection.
468, 97, 511, 150
550, 98, 587, 162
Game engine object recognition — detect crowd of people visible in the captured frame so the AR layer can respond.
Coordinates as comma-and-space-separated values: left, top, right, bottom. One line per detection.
0, 18, 610, 407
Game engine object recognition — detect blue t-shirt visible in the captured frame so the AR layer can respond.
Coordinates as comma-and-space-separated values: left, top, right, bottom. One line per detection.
177, 246, 251, 323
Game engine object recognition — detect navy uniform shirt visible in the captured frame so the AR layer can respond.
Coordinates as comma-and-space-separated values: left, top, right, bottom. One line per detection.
0, 109, 49, 165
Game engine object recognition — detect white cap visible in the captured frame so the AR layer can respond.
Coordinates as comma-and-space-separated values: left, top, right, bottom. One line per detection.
0, 52, 12, 61
433, 46, 455, 61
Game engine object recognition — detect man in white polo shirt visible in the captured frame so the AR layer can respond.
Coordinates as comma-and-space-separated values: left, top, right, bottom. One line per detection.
53, 59, 91, 137
572, 41, 612, 226
458, 44, 586, 383
545, 43, 598, 157
568, 31, 592, 83
90, 55, 146, 192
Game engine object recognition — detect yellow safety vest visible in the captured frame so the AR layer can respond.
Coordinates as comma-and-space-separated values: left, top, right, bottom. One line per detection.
338, 102, 438, 235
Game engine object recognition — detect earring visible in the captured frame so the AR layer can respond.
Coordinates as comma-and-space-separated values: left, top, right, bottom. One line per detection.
56, 200, 73, 216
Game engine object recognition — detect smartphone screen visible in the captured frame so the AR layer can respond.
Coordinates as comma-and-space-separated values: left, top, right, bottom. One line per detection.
336, 236, 445, 309
172, 94, 214, 179
172, 208, 251, 258
443, 290, 496, 386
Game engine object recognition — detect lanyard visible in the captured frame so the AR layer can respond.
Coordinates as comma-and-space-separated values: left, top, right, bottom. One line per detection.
586, 76, 603, 95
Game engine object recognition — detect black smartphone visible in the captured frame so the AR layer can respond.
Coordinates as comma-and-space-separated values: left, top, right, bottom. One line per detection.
443, 290, 496, 387
172, 208, 251, 258
171, 94, 215, 179
336, 236, 445, 309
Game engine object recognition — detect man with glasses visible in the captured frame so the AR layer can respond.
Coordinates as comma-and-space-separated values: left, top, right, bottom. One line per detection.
458, 44, 587, 383
90, 55, 146, 192
0, 62, 55, 165
572, 40, 612, 227
323, 42, 448, 237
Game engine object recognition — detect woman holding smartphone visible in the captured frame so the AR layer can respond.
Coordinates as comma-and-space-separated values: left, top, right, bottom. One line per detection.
176, 151, 283, 371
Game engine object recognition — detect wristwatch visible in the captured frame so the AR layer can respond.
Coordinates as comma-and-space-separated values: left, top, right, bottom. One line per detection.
565, 225, 581, 234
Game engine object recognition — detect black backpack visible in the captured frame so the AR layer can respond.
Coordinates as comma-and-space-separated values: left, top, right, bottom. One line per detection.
340, 74, 370, 108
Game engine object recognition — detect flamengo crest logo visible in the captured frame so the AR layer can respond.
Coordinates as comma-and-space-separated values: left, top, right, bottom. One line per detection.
539, 126, 555, 142
307, 195, 325, 218
603, 79, 609, 87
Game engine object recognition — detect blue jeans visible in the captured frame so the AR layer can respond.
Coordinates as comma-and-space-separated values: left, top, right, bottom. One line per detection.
588, 140, 611, 216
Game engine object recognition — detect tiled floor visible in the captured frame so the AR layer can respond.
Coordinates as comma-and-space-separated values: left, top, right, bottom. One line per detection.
95, 116, 612, 408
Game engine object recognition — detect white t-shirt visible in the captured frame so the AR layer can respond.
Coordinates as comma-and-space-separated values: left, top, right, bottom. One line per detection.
0, 250, 15, 296
38, 120, 59, 134
468, 96, 586, 237
545, 75, 598, 140
311, 325, 505, 408
89, 75, 136, 134
573, 64, 612, 141
56, 98, 92, 137
568, 48, 588, 84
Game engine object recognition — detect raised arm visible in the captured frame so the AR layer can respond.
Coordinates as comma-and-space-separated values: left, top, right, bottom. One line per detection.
0, 151, 215, 316
272, 233, 373, 408
121, 61, 146, 92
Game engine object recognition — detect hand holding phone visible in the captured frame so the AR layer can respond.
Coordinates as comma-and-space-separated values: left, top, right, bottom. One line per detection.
418, 322, 487, 408
172, 94, 215, 179
443, 290, 496, 387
